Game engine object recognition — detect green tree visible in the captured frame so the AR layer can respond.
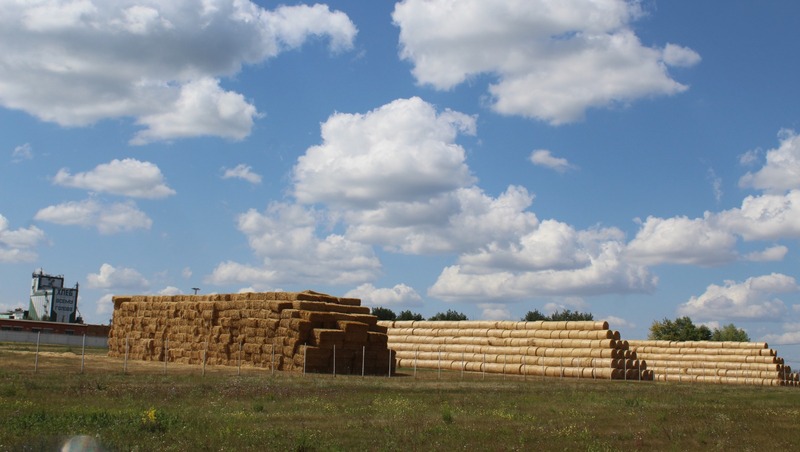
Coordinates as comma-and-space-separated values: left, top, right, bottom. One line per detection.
522, 309, 547, 321
428, 309, 468, 321
397, 310, 424, 321
711, 323, 750, 342
648, 316, 712, 341
371, 306, 396, 321
548, 309, 594, 321
522, 309, 593, 321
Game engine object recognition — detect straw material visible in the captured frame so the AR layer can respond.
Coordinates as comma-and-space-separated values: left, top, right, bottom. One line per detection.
108, 291, 393, 375
381, 320, 648, 381
629, 340, 796, 387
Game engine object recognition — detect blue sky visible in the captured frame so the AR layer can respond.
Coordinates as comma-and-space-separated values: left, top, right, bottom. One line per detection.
2, 0, 800, 364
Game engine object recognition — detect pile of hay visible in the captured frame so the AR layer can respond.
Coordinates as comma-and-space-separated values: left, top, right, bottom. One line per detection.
108, 291, 393, 375
628, 340, 798, 386
379, 320, 651, 380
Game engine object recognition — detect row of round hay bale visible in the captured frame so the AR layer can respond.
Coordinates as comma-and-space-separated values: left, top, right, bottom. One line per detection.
651, 374, 787, 386
395, 350, 640, 369
384, 320, 610, 331
628, 340, 769, 349
625, 345, 776, 357
389, 327, 620, 340
628, 340, 797, 387
395, 358, 649, 380
389, 335, 625, 350
381, 320, 649, 380
389, 343, 636, 359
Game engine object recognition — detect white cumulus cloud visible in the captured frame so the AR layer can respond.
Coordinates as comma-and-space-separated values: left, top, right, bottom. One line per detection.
626, 215, 738, 266
529, 149, 576, 173
0, 214, 46, 263
679, 273, 798, 320
345, 283, 423, 307
207, 202, 381, 286
393, 0, 699, 124
739, 129, 800, 194
34, 199, 152, 234
0, 1, 357, 143
222, 164, 262, 184
87, 263, 150, 290
293, 97, 476, 208
54, 158, 175, 198
12, 143, 33, 162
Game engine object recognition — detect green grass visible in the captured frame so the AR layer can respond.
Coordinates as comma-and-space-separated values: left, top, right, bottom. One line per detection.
1, 346, 799, 451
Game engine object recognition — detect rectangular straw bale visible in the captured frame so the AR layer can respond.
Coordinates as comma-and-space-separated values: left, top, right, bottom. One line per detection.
339, 321, 369, 343
280, 309, 300, 319
292, 300, 329, 311
312, 329, 345, 348
335, 297, 362, 306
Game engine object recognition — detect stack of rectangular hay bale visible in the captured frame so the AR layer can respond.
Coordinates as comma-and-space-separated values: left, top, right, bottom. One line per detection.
107, 291, 393, 375
628, 340, 799, 387
379, 320, 651, 380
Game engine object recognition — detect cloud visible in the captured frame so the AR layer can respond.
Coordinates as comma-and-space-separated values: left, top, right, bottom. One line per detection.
345, 185, 540, 254
0, 1, 356, 143
344, 283, 423, 307
34, 199, 152, 234
53, 158, 175, 198
739, 129, 800, 194
762, 323, 800, 345
87, 263, 150, 290
679, 273, 798, 320
713, 190, 800, 241
158, 286, 182, 295
529, 149, 576, 173
293, 97, 476, 208
602, 315, 635, 329
479, 303, 511, 320
393, 0, 699, 124
707, 168, 722, 203
182, 267, 193, 279
207, 202, 381, 287
0, 214, 46, 263
11, 143, 33, 162
744, 245, 788, 262
222, 164, 262, 184
429, 228, 656, 301
626, 215, 738, 266
96, 294, 114, 317
130, 78, 259, 144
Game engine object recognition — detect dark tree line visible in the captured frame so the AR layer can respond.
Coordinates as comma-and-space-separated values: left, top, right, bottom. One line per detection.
522, 309, 594, 321
370, 307, 465, 321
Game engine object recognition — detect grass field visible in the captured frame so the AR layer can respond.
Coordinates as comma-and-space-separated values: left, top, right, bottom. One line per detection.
1, 343, 799, 451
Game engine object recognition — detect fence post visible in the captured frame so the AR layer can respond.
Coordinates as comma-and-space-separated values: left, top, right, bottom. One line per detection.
361, 345, 365, 377
388, 349, 392, 378
164, 336, 169, 375
124, 336, 129, 374
333, 344, 336, 377
202, 340, 208, 377
271, 343, 275, 376
81, 333, 86, 374
35, 331, 41, 373
438, 347, 441, 380
303, 343, 307, 376
414, 349, 418, 379
624, 358, 627, 381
